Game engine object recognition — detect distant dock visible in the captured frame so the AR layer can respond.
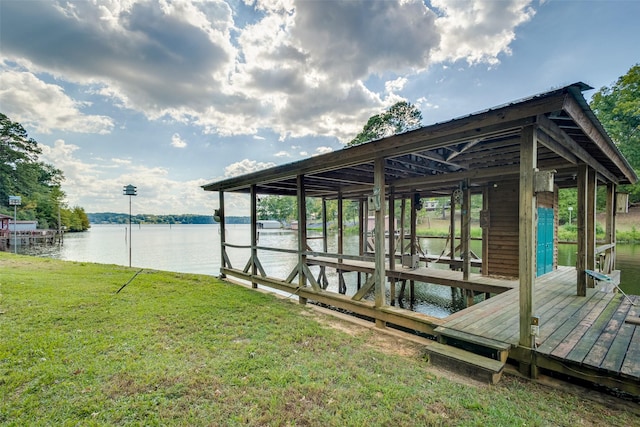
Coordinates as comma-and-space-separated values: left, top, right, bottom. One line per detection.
0, 230, 60, 250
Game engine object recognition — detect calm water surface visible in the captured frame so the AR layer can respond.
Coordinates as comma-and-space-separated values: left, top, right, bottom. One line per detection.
14, 224, 640, 316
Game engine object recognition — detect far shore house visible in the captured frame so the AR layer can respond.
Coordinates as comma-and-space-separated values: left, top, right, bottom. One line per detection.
203, 84, 639, 393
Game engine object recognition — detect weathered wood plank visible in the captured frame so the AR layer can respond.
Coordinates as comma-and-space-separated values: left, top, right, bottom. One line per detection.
425, 342, 505, 384
442, 288, 519, 330
582, 297, 633, 369
539, 291, 610, 357
494, 285, 575, 343
436, 327, 511, 352
620, 325, 640, 378
565, 296, 622, 364
600, 316, 637, 373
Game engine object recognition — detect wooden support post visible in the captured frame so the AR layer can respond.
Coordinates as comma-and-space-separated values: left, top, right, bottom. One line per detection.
461, 179, 471, 282
465, 290, 474, 308
450, 192, 456, 270
320, 197, 328, 289
576, 164, 588, 296
338, 192, 346, 294
322, 198, 328, 253
519, 125, 537, 358
586, 168, 596, 287
374, 157, 387, 313
250, 185, 258, 288
481, 186, 489, 276
337, 193, 344, 257
358, 198, 364, 290
410, 192, 417, 304
605, 183, 616, 272
218, 191, 226, 278
361, 198, 367, 255
389, 187, 396, 305
400, 198, 406, 253
297, 175, 308, 304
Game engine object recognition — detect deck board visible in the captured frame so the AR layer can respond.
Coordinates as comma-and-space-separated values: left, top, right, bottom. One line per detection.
620, 323, 640, 378
564, 296, 623, 364
582, 297, 633, 370
542, 292, 610, 357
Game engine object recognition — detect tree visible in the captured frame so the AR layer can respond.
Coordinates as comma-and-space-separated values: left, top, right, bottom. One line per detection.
257, 195, 296, 222
0, 113, 43, 200
347, 101, 422, 146
590, 64, 640, 202
0, 113, 89, 231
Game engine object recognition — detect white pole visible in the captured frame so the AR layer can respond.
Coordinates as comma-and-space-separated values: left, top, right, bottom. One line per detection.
129, 194, 132, 267
13, 204, 17, 254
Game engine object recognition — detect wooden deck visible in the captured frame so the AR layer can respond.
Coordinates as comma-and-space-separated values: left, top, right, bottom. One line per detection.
436, 266, 640, 395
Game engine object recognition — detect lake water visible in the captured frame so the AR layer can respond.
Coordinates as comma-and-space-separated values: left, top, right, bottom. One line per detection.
11, 224, 640, 315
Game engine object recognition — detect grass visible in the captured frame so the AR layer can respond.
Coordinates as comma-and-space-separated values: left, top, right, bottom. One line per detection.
1, 253, 637, 426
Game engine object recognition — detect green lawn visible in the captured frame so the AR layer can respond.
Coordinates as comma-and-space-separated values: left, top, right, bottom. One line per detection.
0, 253, 636, 426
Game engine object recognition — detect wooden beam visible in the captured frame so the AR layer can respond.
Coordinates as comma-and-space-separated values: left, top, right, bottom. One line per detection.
297, 175, 308, 300
389, 187, 396, 305
218, 191, 227, 278
392, 164, 521, 192
563, 93, 637, 184
374, 157, 387, 310
586, 167, 597, 287
462, 179, 471, 281
481, 186, 489, 276
450, 192, 456, 270
576, 164, 587, 296
536, 114, 618, 183
203, 114, 540, 193
519, 125, 537, 351
605, 183, 616, 271
250, 185, 258, 289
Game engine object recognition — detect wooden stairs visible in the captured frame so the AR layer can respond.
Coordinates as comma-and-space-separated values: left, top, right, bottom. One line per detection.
425, 327, 511, 384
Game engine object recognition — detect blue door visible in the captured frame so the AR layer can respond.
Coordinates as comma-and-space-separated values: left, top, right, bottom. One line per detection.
536, 207, 554, 276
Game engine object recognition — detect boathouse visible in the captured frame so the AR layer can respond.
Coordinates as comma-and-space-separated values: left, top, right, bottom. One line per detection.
203, 83, 639, 394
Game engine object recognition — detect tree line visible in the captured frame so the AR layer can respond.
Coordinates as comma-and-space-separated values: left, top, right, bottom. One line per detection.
88, 212, 250, 225
0, 113, 89, 232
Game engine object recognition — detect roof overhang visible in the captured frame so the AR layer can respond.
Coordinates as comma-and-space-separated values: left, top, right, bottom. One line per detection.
202, 83, 638, 199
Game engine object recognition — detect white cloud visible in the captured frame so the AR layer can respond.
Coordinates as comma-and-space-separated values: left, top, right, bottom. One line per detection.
39, 139, 218, 214
0, 0, 551, 216
171, 133, 188, 148
0, 69, 114, 134
0, 0, 536, 142
224, 158, 276, 178
314, 146, 333, 155
385, 77, 408, 94
431, 0, 535, 64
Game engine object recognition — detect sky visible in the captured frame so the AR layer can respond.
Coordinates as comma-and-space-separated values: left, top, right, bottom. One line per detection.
1, 0, 639, 216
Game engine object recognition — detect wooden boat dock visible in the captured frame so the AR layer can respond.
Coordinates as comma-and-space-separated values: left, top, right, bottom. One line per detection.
203, 83, 639, 396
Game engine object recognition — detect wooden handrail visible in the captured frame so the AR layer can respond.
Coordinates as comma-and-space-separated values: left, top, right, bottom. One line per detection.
595, 243, 615, 254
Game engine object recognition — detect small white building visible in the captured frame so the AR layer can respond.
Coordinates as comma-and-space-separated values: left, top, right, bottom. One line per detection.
257, 220, 282, 229
9, 220, 38, 231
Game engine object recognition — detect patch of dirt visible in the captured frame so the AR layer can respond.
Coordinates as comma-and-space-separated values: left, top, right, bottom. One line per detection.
305, 305, 489, 388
